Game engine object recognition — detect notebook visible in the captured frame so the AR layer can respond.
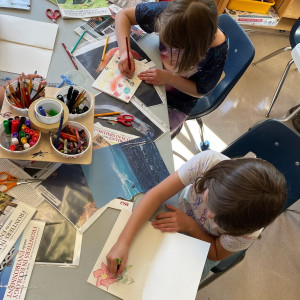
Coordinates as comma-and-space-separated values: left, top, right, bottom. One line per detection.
0, 15, 58, 78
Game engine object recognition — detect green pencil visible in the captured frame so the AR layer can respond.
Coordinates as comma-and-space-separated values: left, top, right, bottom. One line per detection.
71, 30, 87, 53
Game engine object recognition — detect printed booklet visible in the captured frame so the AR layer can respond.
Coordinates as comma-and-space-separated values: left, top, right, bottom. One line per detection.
56, 0, 111, 19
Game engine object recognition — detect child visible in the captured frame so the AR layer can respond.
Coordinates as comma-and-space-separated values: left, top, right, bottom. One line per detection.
106, 150, 287, 280
114, 0, 228, 137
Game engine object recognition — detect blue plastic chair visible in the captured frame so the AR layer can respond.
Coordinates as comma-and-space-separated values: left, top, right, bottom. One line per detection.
199, 119, 300, 289
185, 14, 255, 149
253, 17, 300, 117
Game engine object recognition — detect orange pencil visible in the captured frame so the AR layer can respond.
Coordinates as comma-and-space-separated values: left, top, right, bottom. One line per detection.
94, 112, 121, 117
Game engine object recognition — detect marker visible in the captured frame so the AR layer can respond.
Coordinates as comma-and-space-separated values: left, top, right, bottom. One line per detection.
62, 42, 79, 70
101, 35, 109, 61
116, 258, 121, 272
71, 30, 87, 53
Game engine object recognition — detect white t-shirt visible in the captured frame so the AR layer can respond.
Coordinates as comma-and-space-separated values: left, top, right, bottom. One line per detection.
177, 150, 263, 252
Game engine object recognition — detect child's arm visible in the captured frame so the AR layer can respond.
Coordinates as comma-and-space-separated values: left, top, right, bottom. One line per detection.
106, 171, 185, 275
115, 8, 138, 78
138, 69, 202, 98
153, 205, 233, 261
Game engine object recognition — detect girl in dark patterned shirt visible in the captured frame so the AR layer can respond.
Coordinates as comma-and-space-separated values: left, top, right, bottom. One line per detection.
115, 0, 228, 136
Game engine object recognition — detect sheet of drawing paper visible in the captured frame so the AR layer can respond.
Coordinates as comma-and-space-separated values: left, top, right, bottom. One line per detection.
0, 15, 58, 77
141, 233, 210, 300
92, 50, 150, 103
88, 209, 210, 300
87, 209, 164, 299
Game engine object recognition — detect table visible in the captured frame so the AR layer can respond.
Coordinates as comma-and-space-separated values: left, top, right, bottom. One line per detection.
0, 1, 175, 299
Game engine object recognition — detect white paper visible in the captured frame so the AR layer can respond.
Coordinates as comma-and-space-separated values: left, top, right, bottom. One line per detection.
88, 209, 210, 300
0, 15, 58, 77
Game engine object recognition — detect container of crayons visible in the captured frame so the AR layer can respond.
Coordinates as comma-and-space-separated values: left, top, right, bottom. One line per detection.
50, 121, 91, 159
34, 99, 63, 125
0, 116, 41, 154
4, 78, 46, 116
55, 86, 93, 120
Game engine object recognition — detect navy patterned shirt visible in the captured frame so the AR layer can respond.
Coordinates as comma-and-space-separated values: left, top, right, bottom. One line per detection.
135, 2, 228, 114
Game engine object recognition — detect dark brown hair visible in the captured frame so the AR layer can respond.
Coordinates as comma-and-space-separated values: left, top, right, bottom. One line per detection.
155, 0, 218, 73
194, 158, 287, 236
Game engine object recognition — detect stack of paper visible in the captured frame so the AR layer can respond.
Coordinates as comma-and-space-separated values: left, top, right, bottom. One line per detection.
0, 15, 58, 78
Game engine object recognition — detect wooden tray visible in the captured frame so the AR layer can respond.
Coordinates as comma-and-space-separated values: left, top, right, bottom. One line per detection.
0, 87, 94, 165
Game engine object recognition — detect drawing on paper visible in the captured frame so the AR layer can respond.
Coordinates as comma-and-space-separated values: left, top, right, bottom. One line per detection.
92, 50, 150, 103
93, 262, 134, 289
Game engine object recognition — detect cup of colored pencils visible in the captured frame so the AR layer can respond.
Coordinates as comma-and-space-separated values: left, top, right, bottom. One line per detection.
55, 85, 93, 120
4, 77, 46, 116
50, 121, 91, 159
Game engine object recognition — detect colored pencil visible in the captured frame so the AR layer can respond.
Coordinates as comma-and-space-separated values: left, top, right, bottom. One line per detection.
55, 115, 64, 149
125, 37, 131, 70
71, 30, 87, 53
62, 42, 79, 70
101, 35, 109, 61
94, 112, 121, 117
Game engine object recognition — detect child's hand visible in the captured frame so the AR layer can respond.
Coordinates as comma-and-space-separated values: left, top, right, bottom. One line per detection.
106, 241, 129, 277
118, 52, 135, 79
138, 68, 170, 86
151, 204, 192, 233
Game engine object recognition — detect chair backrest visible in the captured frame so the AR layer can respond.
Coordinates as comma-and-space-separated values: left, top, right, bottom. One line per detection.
289, 17, 300, 48
188, 14, 255, 120
222, 119, 300, 210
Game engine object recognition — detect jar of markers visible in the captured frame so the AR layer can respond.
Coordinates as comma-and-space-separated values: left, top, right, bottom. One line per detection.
0, 116, 40, 153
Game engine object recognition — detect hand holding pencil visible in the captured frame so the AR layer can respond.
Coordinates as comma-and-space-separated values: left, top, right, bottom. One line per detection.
117, 37, 135, 79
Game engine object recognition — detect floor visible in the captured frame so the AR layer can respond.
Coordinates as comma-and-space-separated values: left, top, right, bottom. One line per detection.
171, 28, 300, 299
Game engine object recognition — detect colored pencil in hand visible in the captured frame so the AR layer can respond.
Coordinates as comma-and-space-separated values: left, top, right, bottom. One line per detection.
125, 37, 131, 70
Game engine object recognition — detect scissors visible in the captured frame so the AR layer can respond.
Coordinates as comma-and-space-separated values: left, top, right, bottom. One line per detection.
98, 114, 134, 127
46, 8, 61, 23
0, 172, 42, 193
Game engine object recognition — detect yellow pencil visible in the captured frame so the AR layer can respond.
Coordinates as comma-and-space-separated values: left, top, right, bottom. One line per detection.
101, 35, 109, 61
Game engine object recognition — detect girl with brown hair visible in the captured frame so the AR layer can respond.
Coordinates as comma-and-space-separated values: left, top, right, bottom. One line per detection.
106, 150, 287, 280
115, 0, 228, 137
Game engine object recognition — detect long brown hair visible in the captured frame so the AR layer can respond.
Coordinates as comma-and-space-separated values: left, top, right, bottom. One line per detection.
155, 0, 218, 73
194, 158, 287, 236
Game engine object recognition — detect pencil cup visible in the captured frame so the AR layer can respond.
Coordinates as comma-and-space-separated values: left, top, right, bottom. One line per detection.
55, 86, 93, 120
0, 116, 41, 154
34, 99, 63, 125
4, 80, 45, 116
50, 121, 91, 159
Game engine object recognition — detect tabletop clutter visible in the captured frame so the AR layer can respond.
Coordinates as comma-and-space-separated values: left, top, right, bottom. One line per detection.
2, 83, 93, 159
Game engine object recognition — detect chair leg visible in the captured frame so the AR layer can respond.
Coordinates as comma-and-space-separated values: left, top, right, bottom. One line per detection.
196, 117, 210, 151
266, 59, 294, 117
252, 46, 292, 66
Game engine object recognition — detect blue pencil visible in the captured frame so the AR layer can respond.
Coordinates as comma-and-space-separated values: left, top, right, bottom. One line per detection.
55, 114, 64, 149
71, 30, 87, 53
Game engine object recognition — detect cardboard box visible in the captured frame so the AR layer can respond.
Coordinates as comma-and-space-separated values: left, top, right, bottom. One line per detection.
225, 7, 279, 27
